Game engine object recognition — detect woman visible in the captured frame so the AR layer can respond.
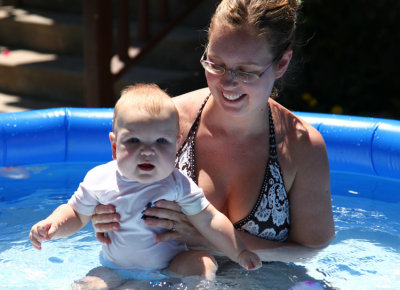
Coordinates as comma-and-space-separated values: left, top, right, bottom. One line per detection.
93, 0, 334, 267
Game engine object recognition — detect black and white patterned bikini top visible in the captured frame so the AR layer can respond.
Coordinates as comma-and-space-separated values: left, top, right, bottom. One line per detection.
175, 95, 290, 242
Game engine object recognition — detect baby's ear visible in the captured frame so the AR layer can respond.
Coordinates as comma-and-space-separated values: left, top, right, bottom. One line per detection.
109, 132, 117, 160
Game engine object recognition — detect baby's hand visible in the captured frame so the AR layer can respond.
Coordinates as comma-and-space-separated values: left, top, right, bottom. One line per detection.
237, 249, 262, 270
29, 220, 57, 250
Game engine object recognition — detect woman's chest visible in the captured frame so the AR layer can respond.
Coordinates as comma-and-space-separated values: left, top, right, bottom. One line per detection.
195, 137, 269, 222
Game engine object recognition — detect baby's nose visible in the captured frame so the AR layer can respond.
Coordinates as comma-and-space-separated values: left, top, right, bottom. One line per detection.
140, 147, 155, 156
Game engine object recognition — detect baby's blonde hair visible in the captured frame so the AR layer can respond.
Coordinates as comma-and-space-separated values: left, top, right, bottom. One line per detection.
113, 83, 179, 131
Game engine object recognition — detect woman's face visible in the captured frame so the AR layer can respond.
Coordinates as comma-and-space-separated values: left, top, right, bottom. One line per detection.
206, 24, 279, 116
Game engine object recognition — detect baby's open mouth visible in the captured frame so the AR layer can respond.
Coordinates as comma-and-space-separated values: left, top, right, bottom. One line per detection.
138, 163, 155, 171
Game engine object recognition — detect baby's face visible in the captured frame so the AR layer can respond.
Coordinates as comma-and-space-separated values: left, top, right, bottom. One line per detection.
110, 107, 179, 183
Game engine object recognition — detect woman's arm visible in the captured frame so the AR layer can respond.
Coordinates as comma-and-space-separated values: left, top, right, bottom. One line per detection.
144, 200, 325, 262
93, 189, 332, 263
286, 124, 335, 248
236, 231, 321, 262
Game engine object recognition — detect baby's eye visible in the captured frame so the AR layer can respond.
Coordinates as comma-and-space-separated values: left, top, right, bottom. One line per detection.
156, 138, 168, 144
127, 137, 140, 143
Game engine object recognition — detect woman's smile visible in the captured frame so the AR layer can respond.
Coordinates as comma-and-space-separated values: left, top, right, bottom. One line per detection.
223, 92, 245, 101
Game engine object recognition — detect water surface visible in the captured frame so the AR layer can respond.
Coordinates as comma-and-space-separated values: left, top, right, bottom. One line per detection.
0, 163, 399, 289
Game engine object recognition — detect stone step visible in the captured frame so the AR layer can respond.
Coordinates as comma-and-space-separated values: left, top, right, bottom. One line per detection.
0, 48, 205, 105
0, 4, 207, 70
0, 5, 83, 55
0, 91, 71, 112
0, 49, 84, 104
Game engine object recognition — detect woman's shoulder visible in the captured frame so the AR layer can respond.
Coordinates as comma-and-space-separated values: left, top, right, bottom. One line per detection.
173, 87, 210, 112
270, 99, 326, 156
173, 87, 210, 137
270, 99, 329, 193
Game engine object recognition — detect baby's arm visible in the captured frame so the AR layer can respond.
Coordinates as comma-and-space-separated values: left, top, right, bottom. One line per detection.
187, 204, 261, 270
29, 204, 91, 250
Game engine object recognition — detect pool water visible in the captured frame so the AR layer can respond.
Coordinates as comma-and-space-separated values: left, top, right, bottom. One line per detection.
0, 162, 399, 289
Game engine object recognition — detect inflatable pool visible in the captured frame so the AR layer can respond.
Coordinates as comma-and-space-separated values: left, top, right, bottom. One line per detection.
1, 107, 399, 176
0, 108, 399, 289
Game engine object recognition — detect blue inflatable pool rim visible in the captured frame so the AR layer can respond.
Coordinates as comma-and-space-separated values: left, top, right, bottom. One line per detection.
1, 108, 399, 179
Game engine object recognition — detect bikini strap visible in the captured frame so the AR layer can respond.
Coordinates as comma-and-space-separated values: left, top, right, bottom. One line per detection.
268, 103, 278, 160
185, 94, 210, 142
176, 94, 210, 156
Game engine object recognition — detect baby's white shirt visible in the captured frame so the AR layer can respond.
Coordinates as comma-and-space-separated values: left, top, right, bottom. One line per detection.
68, 160, 209, 269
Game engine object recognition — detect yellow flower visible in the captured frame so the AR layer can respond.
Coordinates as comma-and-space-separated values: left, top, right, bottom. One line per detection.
309, 98, 318, 107
331, 105, 343, 115
301, 92, 312, 102
301, 93, 318, 107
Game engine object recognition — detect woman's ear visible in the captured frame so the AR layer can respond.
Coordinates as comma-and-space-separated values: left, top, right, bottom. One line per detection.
109, 132, 117, 160
275, 49, 293, 79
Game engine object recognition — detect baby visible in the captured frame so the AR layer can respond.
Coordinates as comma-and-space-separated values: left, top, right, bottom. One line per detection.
29, 83, 261, 288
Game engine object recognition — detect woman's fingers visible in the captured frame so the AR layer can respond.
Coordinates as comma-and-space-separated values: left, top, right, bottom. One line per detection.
143, 200, 210, 247
92, 205, 120, 245
96, 232, 111, 245
154, 199, 182, 211
145, 216, 209, 247
143, 205, 184, 222
144, 217, 176, 230
94, 204, 117, 215
144, 215, 186, 243
92, 212, 120, 225
92, 220, 120, 233
92, 204, 120, 234
155, 229, 181, 243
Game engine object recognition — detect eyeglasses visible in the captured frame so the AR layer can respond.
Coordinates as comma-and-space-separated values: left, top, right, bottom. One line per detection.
200, 51, 274, 83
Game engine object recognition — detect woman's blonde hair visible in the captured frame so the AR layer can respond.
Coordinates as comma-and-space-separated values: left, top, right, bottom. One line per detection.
209, 0, 300, 62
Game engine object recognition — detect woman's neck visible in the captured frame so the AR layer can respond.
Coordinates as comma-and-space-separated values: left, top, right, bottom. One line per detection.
203, 96, 270, 138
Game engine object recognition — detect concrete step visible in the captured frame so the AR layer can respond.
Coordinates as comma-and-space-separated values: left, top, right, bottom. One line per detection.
0, 49, 84, 104
0, 5, 83, 55
0, 48, 206, 105
0, 4, 207, 70
0, 91, 72, 112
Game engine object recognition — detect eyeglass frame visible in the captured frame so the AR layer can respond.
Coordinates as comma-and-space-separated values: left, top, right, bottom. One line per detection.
200, 50, 275, 83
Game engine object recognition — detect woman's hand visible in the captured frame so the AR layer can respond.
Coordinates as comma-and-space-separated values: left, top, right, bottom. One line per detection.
143, 200, 212, 248
92, 204, 120, 245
